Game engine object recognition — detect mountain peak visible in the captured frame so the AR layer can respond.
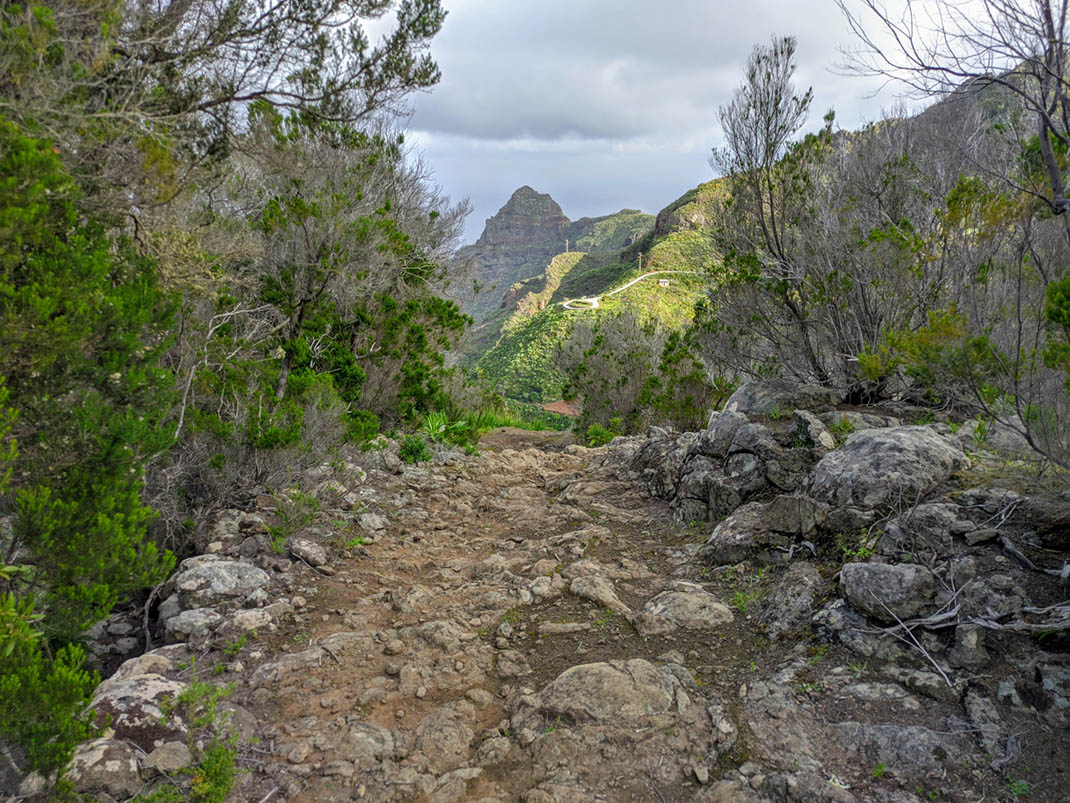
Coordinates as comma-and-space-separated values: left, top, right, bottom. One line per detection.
476, 186, 569, 246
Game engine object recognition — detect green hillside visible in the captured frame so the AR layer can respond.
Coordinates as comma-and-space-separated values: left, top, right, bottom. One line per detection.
469, 180, 724, 402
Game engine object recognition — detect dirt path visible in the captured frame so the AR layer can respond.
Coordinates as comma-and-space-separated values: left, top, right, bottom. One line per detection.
217, 429, 1069, 803
559, 270, 701, 310
234, 434, 747, 801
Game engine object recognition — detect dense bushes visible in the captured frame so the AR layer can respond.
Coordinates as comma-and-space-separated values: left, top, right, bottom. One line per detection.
558, 310, 730, 434
0, 121, 176, 778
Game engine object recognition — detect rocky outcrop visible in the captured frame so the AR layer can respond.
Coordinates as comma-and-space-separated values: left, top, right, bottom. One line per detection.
810, 424, 969, 509
724, 379, 840, 416
840, 561, 936, 622
627, 413, 822, 524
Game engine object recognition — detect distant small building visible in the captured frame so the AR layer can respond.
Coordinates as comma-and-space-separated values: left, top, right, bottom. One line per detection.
658, 279, 670, 288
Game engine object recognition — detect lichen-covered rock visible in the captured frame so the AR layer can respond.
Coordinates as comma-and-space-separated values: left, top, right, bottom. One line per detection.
723, 380, 839, 415
66, 739, 142, 799
840, 562, 935, 622
810, 425, 968, 509
289, 537, 328, 567
168, 554, 270, 609
90, 674, 190, 751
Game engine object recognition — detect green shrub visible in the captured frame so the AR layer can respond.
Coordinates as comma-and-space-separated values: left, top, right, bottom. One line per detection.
344, 409, 380, 445
0, 592, 98, 777
400, 433, 432, 463
585, 417, 623, 447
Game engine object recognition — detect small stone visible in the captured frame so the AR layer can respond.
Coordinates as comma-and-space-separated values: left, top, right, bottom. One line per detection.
383, 639, 405, 655
288, 742, 310, 764
964, 528, 999, 545
384, 661, 401, 677
416, 686, 428, 699
292, 596, 307, 609
231, 609, 271, 632
466, 688, 494, 707
143, 742, 191, 775
694, 766, 709, 784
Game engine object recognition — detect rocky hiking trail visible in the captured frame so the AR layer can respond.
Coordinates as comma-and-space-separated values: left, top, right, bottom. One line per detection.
41, 391, 1070, 803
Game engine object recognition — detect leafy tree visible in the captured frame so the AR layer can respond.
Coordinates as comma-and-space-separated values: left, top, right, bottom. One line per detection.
0, 0, 447, 216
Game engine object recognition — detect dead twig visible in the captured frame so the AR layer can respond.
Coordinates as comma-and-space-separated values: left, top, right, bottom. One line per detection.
867, 588, 954, 687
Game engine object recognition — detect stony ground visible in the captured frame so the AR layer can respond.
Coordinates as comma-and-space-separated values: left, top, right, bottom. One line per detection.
206, 427, 1066, 803
32, 419, 1070, 803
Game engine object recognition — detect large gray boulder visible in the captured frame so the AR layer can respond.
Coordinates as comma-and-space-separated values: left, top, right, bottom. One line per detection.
642, 584, 734, 630
840, 562, 935, 622
724, 380, 839, 416
168, 554, 270, 609
810, 425, 968, 509
699, 495, 827, 565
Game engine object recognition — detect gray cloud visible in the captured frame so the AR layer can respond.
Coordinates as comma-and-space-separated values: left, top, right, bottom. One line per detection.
402, 0, 914, 241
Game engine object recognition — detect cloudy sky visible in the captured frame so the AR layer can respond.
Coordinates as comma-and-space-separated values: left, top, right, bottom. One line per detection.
401, 0, 917, 243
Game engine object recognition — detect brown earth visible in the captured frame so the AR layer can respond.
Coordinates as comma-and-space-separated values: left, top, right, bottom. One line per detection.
183, 429, 1069, 802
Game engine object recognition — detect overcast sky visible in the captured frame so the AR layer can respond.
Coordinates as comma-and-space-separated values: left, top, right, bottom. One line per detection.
402, 0, 917, 243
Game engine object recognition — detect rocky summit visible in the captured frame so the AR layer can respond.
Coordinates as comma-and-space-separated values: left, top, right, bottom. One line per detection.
456, 187, 653, 325
31, 398, 1070, 803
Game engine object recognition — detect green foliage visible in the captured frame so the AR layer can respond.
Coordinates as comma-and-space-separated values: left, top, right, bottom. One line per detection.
727, 567, 766, 614
420, 411, 451, 442
0, 593, 98, 776
1044, 277, 1070, 392
499, 400, 573, 431
827, 415, 855, 439
837, 530, 876, 563
637, 330, 733, 431
400, 433, 432, 464
585, 418, 623, 447
140, 674, 238, 802
858, 308, 969, 388
344, 409, 380, 445
476, 306, 573, 402
0, 118, 175, 645
1005, 777, 1030, 797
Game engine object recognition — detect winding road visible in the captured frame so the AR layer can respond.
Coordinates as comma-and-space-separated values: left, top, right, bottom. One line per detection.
559, 269, 703, 310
